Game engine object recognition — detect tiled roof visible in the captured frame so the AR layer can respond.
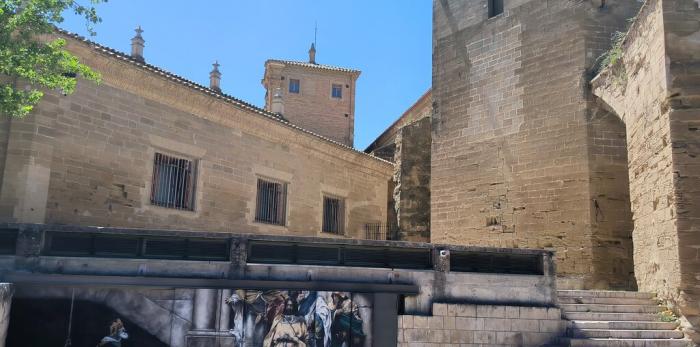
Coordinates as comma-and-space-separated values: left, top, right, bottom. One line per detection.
54, 28, 386, 164
266, 59, 361, 75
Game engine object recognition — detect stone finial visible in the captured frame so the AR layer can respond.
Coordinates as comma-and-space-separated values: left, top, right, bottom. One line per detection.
131, 26, 145, 62
308, 43, 316, 64
271, 87, 284, 115
210, 61, 222, 92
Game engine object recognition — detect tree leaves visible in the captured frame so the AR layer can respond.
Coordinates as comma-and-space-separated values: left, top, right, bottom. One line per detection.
0, 0, 106, 118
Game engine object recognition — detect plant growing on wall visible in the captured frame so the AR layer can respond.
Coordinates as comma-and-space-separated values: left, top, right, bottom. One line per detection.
0, 0, 105, 118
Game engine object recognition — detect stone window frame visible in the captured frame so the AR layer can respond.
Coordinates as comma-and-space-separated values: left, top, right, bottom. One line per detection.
249, 165, 294, 231
321, 193, 346, 236
331, 83, 343, 99
150, 152, 197, 211
289, 78, 301, 94
254, 176, 289, 227
142, 135, 206, 218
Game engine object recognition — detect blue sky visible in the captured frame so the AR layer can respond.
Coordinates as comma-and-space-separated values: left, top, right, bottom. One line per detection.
60, 1, 432, 150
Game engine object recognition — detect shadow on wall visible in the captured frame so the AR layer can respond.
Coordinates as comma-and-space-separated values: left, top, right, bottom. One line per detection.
7, 298, 166, 347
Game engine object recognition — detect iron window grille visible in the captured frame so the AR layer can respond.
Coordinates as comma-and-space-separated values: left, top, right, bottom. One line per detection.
488, 0, 504, 18
331, 84, 343, 99
289, 79, 300, 94
322, 195, 345, 235
150, 152, 196, 210
255, 178, 288, 226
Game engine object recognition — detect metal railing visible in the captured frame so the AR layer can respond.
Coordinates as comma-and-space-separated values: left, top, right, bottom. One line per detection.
364, 223, 400, 241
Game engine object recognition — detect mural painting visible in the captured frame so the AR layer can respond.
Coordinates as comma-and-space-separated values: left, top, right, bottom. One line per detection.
226, 290, 368, 347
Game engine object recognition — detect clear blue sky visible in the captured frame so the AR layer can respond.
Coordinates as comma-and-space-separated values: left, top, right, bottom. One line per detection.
60, 1, 432, 150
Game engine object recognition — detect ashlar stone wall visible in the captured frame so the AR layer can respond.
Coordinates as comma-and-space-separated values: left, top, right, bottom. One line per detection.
0, 34, 393, 239
397, 303, 564, 347
593, 0, 700, 341
432, 0, 641, 289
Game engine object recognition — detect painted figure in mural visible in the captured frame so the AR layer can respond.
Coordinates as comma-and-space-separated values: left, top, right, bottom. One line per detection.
263, 293, 309, 346
328, 293, 365, 347
226, 290, 365, 347
96, 318, 129, 347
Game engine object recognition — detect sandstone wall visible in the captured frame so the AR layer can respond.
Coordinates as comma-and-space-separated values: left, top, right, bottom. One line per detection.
394, 117, 431, 242
397, 303, 564, 347
0, 35, 392, 238
593, 0, 700, 340
432, 0, 641, 288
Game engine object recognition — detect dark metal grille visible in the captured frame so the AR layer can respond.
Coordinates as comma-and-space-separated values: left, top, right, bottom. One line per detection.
247, 241, 433, 270
0, 229, 18, 255
255, 178, 287, 226
488, 0, 504, 17
450, 251, 543, 275
46, 232, 229, 261
322, 196, 344, 235
364, 223, 400, 241
150, 152, 195, 211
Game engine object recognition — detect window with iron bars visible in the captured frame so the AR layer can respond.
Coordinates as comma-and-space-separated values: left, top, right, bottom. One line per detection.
255, 178, 288, 226
150, 153, 196, 210
322, 195, 345, 235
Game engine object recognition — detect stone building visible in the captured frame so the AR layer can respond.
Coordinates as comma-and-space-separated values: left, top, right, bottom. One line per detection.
262, 45, 360, 147
366, 90, 432, 242
0, 29, 392, 239
431, 0, 643, 290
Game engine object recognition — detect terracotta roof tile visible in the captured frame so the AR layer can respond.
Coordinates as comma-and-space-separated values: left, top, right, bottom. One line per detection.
266, 59, 361, 75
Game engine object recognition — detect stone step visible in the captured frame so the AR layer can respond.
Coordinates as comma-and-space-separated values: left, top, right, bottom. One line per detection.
571, 329, 684, 339
571, 321, 679, 330
560, 338, 692, 347
563, 312, 659, 321
558, 290, 655, 300
559, 296, 657, 306
560, 304, 661, 314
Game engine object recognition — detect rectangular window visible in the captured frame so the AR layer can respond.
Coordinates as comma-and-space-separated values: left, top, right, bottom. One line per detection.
331, 84, 343, 99
289, 79, 300, 94
322, 196, 345, 234
488, 0, 504, 18
255, 178, 288, 226
150, 153, 195, 210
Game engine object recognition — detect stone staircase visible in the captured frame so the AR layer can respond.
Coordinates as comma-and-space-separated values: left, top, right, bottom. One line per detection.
558, 290, 693, 347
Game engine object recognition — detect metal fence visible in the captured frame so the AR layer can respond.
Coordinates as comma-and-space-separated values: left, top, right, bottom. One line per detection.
364, 223, 400, 241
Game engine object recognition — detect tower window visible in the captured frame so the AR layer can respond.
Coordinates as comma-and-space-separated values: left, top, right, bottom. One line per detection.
289, 79, 300, 94
331, 84, 342, 99
488, 0, 504, 18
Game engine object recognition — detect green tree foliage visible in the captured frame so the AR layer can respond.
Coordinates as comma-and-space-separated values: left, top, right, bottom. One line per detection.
0, 0, 106, 118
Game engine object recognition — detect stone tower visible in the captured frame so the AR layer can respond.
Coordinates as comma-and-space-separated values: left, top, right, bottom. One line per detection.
432, 0, 644, 289
262, 44, 360, 147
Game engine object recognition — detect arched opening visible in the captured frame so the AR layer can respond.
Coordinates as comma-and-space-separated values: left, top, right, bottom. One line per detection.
587, 105, 637, 290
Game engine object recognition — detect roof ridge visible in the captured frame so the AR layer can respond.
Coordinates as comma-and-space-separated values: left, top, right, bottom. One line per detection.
266, 59, 361, 74
54, 27, 387, 165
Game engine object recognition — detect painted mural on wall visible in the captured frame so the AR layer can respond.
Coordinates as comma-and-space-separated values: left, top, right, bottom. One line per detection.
225, 290, 369, 347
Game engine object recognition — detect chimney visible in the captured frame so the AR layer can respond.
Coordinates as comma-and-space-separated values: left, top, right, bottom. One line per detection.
210, 61, 221, 92
308, 43, 316, 64
131, 26, 145, 62
271, 88, 284, 115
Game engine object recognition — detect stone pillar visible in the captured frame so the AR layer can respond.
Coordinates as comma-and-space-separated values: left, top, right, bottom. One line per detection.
192, 289, 217, 331
0, 283, 14, 347
0, 115, 54, 223
187, 289, 218, 347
